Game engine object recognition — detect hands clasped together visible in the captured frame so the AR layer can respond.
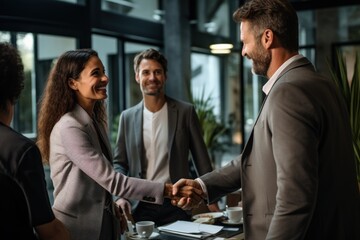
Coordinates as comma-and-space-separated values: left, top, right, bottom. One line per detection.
164, 178, 206, 210
116, 178, 210, 234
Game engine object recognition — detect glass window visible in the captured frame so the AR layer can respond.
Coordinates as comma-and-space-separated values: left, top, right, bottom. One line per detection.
191, 52, 225, 168
338, 5, 360, 41
190, 52, 242, 168
0, 32, 77, 137
16, 33, 36, 138
54, 0, 85, 5
196, 0, 230, 37
37, 33, 77, 108
0, 32, 36, 138
38, 34, 76, 60
92, 34, 118, 145
191, 53, 221, 116
101, 0, 161, 23
221, 53, 242, 166
0, 32, 10, 42
298, 10, 315, 46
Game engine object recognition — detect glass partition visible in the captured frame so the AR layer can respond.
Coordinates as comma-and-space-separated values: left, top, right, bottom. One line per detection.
54, 0, 85, 5
196, 0, 230, 37
92, 34, 118, 145
0, 32, 77, 138
16, 33, 36, 137
101, 0, 161, 22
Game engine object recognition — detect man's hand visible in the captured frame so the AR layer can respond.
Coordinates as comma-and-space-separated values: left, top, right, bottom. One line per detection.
164, 183, 173, 198
208, 202, 221, 212
172, 178, 205, 210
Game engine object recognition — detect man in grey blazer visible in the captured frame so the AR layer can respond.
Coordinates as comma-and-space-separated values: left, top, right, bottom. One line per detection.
173, 0, 360, 239
113, 48, 219, 226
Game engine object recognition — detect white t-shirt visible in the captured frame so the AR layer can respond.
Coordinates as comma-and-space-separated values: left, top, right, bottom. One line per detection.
143, 102, 171, 183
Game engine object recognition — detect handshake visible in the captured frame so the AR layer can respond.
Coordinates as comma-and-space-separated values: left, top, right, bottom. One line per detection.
164, 179, 207, 210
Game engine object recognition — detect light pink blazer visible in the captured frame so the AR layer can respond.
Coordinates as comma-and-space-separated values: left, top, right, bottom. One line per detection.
49, 104, 165, 240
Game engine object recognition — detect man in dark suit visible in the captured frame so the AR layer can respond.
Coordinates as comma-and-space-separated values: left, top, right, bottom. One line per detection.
173, 0, 360, 239
0, 42, 70, 239
113, 48, 219, 226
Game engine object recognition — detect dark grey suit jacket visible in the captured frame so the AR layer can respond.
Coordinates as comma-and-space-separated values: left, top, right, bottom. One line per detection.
113, 96, 213, 208
200, 57, 360, 240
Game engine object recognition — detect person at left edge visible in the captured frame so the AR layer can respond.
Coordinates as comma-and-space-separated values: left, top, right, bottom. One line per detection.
36, 49, 185, 240
0, 42, 70, 240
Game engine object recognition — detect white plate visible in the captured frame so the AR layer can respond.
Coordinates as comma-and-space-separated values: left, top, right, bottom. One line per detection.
221, 219, 243, 225
192, 212, 224, 220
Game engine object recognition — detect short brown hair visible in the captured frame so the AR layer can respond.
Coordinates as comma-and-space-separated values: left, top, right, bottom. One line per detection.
133, 48, 167, 75
233, 0, 299, 52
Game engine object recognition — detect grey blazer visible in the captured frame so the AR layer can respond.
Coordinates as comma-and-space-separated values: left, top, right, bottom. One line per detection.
113, 96, 213, 208
200, 57, 360, 240
49, 104, 165, 240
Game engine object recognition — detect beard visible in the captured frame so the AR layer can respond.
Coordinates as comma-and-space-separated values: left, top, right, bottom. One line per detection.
250, 43, 271, 77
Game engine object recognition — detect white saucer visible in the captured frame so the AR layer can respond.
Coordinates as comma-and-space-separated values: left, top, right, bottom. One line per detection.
221, 219, 243, 225
126, 232, 159, 239
192, 212, 224, 220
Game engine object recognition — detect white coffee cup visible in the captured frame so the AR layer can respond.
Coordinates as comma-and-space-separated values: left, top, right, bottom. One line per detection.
226, 206, 243, 223
135, 221, 154, 238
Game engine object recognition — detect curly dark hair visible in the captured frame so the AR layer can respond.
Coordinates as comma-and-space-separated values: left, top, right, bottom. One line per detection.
0, 42, 24, 111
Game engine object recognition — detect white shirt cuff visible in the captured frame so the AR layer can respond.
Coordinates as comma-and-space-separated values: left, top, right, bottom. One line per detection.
195, 178, 208, 198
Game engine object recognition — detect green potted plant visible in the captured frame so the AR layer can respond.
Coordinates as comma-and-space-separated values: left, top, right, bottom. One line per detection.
190, 87, 227, 166
328, 49, 360, 189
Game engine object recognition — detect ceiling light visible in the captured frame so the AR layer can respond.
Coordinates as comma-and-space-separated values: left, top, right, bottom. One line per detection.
209, 43, 234, 50
211, 49, 231, 54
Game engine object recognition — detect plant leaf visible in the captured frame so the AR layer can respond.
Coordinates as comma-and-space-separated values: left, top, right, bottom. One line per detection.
328, 49, 360, 182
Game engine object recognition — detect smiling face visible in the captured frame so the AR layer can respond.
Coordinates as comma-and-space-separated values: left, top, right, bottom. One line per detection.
240, 20, 271, 77
68, 56, 108, 112
136, 59, 166, 97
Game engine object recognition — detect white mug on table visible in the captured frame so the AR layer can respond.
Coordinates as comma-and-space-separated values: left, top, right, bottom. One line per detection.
135, 221, 154, 238
226, 206, 243, 223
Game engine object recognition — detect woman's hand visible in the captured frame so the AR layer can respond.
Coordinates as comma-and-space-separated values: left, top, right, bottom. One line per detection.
113, 202, 128, 235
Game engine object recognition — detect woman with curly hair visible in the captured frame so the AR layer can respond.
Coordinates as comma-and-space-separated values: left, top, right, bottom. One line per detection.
37, 49, 178, 240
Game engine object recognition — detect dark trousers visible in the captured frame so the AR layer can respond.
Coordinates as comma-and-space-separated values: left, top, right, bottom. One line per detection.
100, 209, 114, 240
133, 198, 191, 227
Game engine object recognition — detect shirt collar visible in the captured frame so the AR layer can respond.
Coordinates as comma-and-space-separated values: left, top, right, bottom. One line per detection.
262, 54, 304, 95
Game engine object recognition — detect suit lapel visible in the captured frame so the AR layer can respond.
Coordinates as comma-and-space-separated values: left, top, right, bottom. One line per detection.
242, 94, 268, 159
135, 102, 144, 161
73, 104, 112, 163
241, 57, 312, 162
94, 120, 112, 162
167, 98, 177, 154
